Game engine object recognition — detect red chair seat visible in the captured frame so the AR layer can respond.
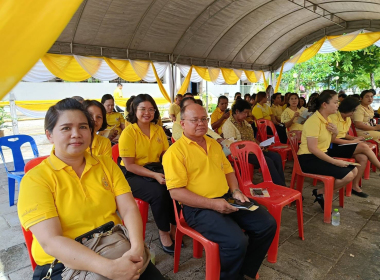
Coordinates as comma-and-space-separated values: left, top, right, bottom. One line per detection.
230, 141, 304, 264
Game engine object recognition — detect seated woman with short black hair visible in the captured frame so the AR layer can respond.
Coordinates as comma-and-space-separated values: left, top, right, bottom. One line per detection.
222, 99, 286, 186
82, 99, 112, 157
119, 94, 176, 255
329, 96, 380, 198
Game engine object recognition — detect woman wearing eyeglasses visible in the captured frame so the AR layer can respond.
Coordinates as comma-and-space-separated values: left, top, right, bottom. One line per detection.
222, 99, 286, 186
118, 94, 176, 255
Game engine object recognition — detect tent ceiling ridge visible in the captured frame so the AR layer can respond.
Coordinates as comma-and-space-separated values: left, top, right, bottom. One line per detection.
70, 0, 89, 44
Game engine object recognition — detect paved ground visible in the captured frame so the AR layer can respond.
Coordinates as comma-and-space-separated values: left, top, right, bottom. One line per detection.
0, 129, 379, 279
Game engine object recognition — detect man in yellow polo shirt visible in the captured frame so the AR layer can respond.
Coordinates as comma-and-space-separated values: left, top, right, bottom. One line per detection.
113, 83, 123, 98
163, 103, 276, 280
210, 95, 231, 135
168, 94, 183, 122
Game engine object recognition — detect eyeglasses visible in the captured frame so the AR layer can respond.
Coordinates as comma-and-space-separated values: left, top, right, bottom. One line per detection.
183, 117, 210, 124
137, 108, 156, 113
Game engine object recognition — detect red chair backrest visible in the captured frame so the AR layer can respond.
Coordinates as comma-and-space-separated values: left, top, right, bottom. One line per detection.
350, 123, 358, 137
171, 136, 175, 144
111, 144, 119, 164
288, 131, 303, 173
348, 127, 354, 137
256, 119, 280, 144
23, 156, 49, 270
230, 141, 273, 193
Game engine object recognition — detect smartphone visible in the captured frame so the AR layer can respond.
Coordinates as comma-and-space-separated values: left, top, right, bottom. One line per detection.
226, 197, 255, 209
75, 221, 115, 244
225, 108, 230, 114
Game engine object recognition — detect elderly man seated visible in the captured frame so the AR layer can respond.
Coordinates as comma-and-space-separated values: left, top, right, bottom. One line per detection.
163, 103, 276, 280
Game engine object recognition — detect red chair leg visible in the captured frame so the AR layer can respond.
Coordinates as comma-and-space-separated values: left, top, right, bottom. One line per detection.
173, 230, 185, 273
346, 182, 353, 197
324, 183, 334, 223
312, 178, 317, 186
204, 243, 221, 280
135, 199, 149, 240
290, 171, 297, 189
296, 197, 305, 240
193, 239, 203, 258
364, 161, 370, 180
296, 175, 305, 194
339, 187, 344, 208
267, 206, 282, 263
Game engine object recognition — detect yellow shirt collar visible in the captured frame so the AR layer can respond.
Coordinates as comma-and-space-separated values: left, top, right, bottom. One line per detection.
315, 110, 330, 125
47, 150, 98, 171
131, 122, 159, 139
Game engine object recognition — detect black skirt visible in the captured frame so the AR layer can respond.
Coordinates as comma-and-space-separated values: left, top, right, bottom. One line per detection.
327, 141, 357, 158
298, 153, 355, 180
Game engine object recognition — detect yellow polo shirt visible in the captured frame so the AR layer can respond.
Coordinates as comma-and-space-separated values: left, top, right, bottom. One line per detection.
163, 135, 233, 199
119, 123, 169, 167
169, 103, 180, 118
271, 104, 283, 121
298, 111, 332, 155
113, 88, 123, 98
125, 117, 163, 128
106, 112, 124, 135
87, 134, 112, 157
210, 107, 231, 134
18, 151, 130, 265
281, 107, 303, 131
329, 111, 351, 139
252, 103, 272, 121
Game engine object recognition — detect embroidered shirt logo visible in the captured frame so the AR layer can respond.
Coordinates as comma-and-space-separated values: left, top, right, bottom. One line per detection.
102, 175, 111, 190
156, 137, 162, 143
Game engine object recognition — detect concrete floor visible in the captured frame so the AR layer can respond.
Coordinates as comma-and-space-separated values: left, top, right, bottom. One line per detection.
0, 132, 379, 280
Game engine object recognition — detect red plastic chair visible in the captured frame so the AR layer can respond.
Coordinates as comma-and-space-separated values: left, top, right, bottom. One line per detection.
112, 144, 149, 239
230, 141, 304, 263
288, 131, 346, 223
172, 200, 221, 280
256, 119, 291, 169
350, 123, 378, 173
171, 136, 176, 144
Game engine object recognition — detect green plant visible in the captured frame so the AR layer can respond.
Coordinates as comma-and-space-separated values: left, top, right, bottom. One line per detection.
0, 107, 11, 129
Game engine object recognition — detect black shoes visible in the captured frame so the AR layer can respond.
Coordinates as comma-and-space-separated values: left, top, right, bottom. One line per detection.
352, 190, 369, 198
312, 189, 324, 211
159, 237, 175, 255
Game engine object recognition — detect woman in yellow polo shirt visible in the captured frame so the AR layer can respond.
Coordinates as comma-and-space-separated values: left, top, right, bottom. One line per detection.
252, 91, 287, 143
119, 94, 176, 255
82, 100, 112, 157
281, 93, 304, 131
271, 93, 283, 123
101, 94, 125, 141
298, 90, 357, 210
352, 89, 380, 144
329, 97, 380, 198
18, 98, 164, 280
210, 95, 230, 135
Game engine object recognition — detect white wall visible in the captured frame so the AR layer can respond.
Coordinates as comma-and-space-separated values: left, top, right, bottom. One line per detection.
2, 81, 170, 102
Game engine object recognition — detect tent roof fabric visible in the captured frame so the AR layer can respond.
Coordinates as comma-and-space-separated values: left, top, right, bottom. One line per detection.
49, 0, 380, 71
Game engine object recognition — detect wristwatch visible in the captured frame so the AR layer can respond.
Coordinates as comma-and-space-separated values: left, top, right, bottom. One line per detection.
232, 189, 242, 196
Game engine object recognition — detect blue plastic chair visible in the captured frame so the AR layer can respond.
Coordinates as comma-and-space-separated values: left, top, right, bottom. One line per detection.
0, 135, 39, 206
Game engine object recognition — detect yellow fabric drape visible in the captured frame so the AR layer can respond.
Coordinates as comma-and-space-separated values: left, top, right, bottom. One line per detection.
327, 32, 359, 50
103, 58, 142, 82
221, 68, 240, 84
178, 66, 193, 95
129, 60, 150, 79
274, 61, 286, 93
208, 67, 221, 83
41, 54, 91, 82
15, 100, 57, 111
262, 71, 268, 88
340, 32, 380, 51
194, 66, 212, 82
244, 70, 258, 83
0, 0, 84, 100
151, 62, 171, 103
297, 37, 325, 63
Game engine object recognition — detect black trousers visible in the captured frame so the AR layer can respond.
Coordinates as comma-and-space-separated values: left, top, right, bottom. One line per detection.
183, 198, 277, 280
248, 151, 286, 186
33, 261, 165, 280
126, 175, 176, 232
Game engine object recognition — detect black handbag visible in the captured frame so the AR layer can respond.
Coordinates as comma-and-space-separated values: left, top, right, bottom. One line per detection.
143, 162, 164, 181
